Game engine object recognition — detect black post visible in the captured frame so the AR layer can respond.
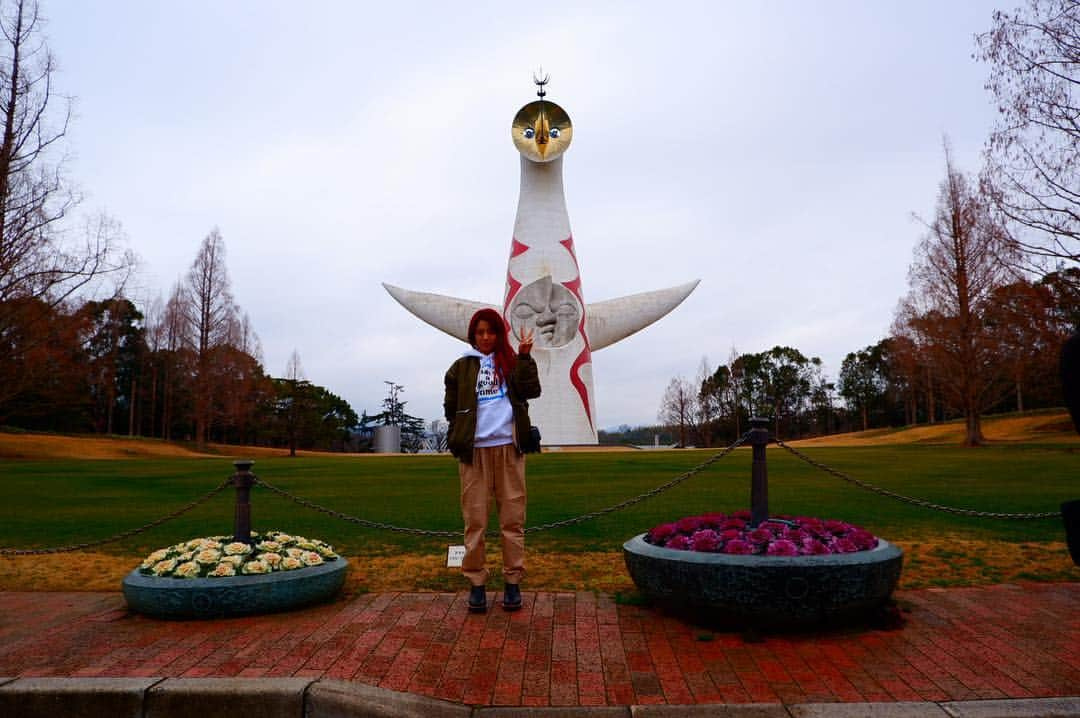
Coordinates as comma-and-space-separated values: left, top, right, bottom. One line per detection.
749, 417, 770, 528
231, 460, 256, 545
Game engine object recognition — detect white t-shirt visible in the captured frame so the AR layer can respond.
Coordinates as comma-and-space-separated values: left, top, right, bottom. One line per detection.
469, 350, 514, 447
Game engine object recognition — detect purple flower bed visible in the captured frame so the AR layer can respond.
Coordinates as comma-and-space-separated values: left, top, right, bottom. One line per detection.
644, 511, 879, 556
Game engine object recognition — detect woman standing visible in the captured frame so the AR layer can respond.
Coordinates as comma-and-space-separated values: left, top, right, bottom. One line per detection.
444, 308, 540, 613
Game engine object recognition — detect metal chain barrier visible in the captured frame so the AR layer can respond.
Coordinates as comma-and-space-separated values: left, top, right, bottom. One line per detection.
0, 478, 233, 556
254, 430, 753, 537
524, 430, 751, 532
254, 479, 459, 538
774, 437, 1062, 519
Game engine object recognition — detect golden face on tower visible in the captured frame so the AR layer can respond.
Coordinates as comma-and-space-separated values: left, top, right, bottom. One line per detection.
512, 100, 572, 163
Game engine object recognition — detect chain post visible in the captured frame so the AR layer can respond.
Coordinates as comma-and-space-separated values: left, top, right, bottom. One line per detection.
231, 460, 256, 545
749, 417, 770, 527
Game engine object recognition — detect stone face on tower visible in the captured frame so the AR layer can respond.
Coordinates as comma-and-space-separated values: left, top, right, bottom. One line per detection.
384, 89, 698, 445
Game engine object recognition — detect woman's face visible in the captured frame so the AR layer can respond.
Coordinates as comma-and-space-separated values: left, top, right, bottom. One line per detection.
473, 319, 498, 355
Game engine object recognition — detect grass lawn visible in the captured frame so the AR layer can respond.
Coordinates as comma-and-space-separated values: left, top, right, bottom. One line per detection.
1, 444, 1077, 593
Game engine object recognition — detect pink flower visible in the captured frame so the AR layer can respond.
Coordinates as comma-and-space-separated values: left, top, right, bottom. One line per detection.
766, 539, 799, 556
648, 523, 677, 543
648, 512, 879, 556
831, 537, 858, 553
698, 513, 727, 529
676, 516, 704, 533
748, 528, 773, 544
850, 530, 878, 550
824, 519, 850, 535
665, 535, 690, 550
783, 527, 810, 544
802, 539, 832, 555
722, 539, 753, 555
690, 529, 721, 552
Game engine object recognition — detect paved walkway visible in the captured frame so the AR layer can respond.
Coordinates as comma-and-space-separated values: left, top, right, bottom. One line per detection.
0, 583, 1077, 707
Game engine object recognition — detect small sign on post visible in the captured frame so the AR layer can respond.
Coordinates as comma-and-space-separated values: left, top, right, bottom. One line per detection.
446, 545, 466, 567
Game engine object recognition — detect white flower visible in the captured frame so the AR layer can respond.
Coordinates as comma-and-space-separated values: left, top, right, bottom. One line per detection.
300, 551, 324, 567
224, 542, 253, 556
256, 540, 281, 552
262, 552, 283, 568
175, 562, 201, 579
297, 540, 318, 551
209, 563, 236, 577
280, 557, 303, 571
152, 559, 178, 576
177, 551, 194, 562
185, 539, 205, 550
195, 549, 222, 565
143, 549, 170, 566
241, 560, 270, 575
222, 555, 244, 568
274, 533, 294, 544
285, 547, 304, 559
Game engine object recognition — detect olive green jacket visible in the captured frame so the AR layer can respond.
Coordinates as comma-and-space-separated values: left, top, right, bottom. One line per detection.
444, 353, 541, 463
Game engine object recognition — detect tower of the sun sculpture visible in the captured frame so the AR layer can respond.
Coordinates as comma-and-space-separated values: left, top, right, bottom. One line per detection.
384, 76, 698, 444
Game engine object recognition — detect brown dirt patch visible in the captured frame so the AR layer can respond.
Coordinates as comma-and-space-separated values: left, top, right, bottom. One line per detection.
0, 433, 216, 460
792, 411, 1079, 447
2, 539, 1075, 595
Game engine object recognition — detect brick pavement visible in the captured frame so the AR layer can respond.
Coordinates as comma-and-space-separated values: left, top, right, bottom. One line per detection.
0, 583, 1076, 707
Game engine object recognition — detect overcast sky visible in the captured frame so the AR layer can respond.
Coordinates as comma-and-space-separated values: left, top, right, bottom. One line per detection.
47, 1, 1003, 430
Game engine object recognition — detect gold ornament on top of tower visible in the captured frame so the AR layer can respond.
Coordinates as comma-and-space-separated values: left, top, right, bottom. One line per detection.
512, 70, 572, 163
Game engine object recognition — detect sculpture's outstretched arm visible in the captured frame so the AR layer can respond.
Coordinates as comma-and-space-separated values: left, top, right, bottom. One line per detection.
586, 280, 700, 351
382, 283, 498, 343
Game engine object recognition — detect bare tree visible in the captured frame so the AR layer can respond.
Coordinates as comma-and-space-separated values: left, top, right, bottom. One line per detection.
658, 375, 697, 448
182, 228, 235, 444
896, 144, 1017, 445
692, 357, 714, 447
158, 281, 190, 440
0, 0, 130, 342
283, 349, 307, 457
976, 0, 1079, 273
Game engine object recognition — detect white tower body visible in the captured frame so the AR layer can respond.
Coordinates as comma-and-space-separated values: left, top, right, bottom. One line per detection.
505, 155, 595, 444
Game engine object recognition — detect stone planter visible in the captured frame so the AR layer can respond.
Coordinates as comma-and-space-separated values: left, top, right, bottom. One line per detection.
623, 533, 902, 628
122, 559, 347, 620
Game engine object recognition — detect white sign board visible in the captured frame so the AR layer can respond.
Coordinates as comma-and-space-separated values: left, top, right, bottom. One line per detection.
446, 545, 466, 568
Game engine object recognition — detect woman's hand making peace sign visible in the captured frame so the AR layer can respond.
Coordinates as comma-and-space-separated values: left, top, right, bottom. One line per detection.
517, 326, 535, 356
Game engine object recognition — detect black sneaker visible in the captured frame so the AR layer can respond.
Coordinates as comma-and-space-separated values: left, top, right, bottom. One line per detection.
501, 583, 522, 611
468, 585, 487, 614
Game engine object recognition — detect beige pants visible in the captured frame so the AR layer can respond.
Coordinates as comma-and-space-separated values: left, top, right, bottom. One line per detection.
459, 444, 526, 586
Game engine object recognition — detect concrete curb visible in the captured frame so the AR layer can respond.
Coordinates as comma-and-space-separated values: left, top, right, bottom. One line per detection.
307, 678, 472, 718
145, 677, 311, 718
0, 678, 1075, 717
0, 677, 164, 718
788, 703, 950, 717
941, 697, 1080, 717
632, 706, 795, 717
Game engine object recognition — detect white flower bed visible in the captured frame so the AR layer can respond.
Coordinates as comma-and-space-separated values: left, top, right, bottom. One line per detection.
138, 531, 338, 579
